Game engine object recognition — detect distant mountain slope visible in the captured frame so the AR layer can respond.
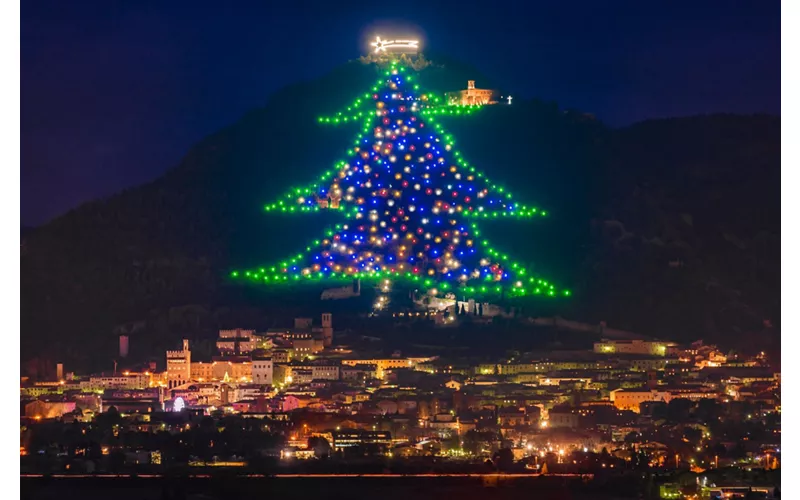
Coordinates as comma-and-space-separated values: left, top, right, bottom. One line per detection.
20, 59, 780, 374
582, 114, 780, 350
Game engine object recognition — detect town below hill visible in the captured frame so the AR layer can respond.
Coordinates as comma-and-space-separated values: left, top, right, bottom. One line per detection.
22, 313, 780, 498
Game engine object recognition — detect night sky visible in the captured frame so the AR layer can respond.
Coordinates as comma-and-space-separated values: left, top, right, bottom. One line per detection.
21, 1, 779, 226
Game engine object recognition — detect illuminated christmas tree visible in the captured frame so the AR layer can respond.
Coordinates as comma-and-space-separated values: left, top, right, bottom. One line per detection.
233, 61, 569, 299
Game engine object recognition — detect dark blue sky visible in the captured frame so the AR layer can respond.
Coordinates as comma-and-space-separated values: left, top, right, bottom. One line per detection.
21, 0, 779, 226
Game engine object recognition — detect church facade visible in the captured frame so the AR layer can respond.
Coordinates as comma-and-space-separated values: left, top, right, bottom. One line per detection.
445, 80, 498, 106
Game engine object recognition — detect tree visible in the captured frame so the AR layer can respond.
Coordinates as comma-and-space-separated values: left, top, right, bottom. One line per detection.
308, 436, 331, 459
108, 449, 126, 472
463, 429, 499, 456
492, 447, 515, 472
667, 398, 693, 421
235, 61, 569, 301
624, 431, 640, 444
651, 401, 669, 421
683, 427, 702, 443
695, 398, 721, 422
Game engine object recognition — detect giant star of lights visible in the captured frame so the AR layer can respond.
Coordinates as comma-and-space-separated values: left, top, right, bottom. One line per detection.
371, 36, 419, 53
233, 61, 569, 299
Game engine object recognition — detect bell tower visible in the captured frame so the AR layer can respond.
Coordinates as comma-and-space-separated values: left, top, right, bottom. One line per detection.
321, 313, 333, 347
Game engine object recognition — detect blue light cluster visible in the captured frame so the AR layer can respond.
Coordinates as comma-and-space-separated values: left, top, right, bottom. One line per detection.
235, 63, 568, 298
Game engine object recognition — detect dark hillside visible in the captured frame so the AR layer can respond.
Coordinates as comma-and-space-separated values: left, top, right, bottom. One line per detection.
20, 58, 779, 374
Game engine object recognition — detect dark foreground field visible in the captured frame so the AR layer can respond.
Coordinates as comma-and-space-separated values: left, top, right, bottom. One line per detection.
20, 474, 650, 500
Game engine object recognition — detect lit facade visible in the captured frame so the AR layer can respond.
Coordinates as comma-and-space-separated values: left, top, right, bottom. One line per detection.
331, 430, 392, 451
341, 357, 434, 378
166, 340, 191, 389
217, 329, 256, 355
83, 373, 150, 391
24, 400, 76, 419
190, 362, 213, 382
292, 337, 324, 357
321, 312, 333, 347
211, 360, 252, 382
594, 340, 673, 357
445, 80, 497, 106
252, 359, 274, 385
610, 389, 671, 412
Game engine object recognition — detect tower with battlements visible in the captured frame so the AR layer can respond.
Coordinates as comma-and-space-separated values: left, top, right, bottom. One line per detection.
321, 313, 333, 347
166, 339, 191, 389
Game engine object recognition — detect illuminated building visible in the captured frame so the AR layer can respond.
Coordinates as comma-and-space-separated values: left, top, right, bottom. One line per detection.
211, 358, 252, 382
274, 362, 340, 385
321, 280, 361, 300
272, 348, 291, 364
341, 364, 377, 381
341, 357, 434, 378
445, 80, 498, 106
593, 339, 674, 357
321, 313, 333, 347
231, 384, 266, 403
547, 408, 580, 428
190, 362, 213, 382
216, 329, 256, 355
82, 373, 150, 391
24, 400, 76, 419
264, 314, 334, 353
610, 389, 670, 412
610, 386, 717, 412
624, 357, 671, 371
289, 368, 313, 385
331, 430, 392, 451
252, 358, 273, 385
291, 336, 324, 357
100, 388, 161, 413
308, 364, 340, 380
166, 340, 191, 389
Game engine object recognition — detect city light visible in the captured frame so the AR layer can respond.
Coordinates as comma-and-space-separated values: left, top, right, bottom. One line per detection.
17, 29, 781, 498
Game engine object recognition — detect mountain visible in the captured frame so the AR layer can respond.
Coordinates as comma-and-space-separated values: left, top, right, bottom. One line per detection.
20, 59, 780, 375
